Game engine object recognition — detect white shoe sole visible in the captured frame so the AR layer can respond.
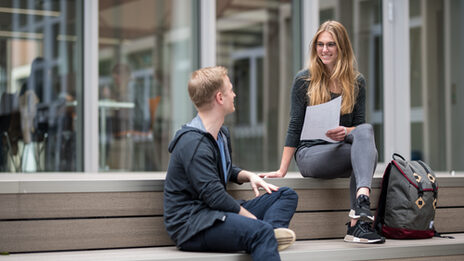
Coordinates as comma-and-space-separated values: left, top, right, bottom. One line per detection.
348, 209, 374, 221
344, 235, 385, 244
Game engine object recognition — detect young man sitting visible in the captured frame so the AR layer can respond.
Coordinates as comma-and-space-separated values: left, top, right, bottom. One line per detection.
163, 66, 298, 261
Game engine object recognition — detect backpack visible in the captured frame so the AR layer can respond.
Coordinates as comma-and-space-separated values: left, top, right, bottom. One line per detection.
374, 153, 438, 239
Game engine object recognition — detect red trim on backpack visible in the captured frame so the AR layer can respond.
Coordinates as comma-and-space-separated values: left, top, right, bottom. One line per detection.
382, 225, 435, 239
391, 160, 435, 192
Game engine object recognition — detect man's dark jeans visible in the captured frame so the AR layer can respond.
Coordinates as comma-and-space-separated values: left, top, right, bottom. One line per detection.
179, 187, 298, 261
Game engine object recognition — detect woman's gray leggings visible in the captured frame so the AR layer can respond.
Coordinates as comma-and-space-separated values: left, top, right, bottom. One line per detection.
295, 123, 378, 209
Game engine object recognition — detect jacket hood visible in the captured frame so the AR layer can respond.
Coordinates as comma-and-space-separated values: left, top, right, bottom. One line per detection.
168, 115, 209, 153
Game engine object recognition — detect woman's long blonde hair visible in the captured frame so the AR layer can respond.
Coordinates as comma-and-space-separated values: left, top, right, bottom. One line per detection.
307, 20, 359, 114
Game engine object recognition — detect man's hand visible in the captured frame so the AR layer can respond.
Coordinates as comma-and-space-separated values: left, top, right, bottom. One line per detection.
239, 206, 257, 219
249, 173, 279, 197
238, 170, 279, 197
258, 170, 286, 178
326, 126, 347, 141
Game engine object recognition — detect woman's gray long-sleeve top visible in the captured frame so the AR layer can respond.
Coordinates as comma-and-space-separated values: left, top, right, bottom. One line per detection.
285, 69, 366, 152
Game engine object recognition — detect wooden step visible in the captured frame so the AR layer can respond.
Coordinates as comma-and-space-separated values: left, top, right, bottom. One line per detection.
3, 233, 464, 261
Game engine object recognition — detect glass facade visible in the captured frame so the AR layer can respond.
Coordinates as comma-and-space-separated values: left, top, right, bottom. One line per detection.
409, 0, 464, 171
0, 0, 82, 172
409, 0, 423, 162
98, 0, 195, 171
448, 0, 464, 171
216, 0, 295, 171
0, 0, 463, 174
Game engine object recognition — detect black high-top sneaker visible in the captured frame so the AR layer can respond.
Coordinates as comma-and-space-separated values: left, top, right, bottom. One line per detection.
344, 220, 386, 244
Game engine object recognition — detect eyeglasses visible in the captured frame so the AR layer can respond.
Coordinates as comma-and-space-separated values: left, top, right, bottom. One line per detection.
316, 42, 336, 49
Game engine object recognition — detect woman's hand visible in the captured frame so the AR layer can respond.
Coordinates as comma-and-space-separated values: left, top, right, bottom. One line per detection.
326, 126, 347, 141
258, 170, 287, 179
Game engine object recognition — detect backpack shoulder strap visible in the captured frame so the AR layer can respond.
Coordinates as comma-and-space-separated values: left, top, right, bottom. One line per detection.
374, 162, 393, 233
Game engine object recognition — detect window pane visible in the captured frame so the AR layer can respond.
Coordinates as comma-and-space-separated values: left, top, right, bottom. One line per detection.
0, 0, 82, 172
411, 0, 464, 171
233, 59, 251, 125
411, 122, 424, 161
410, 0, 421, 17
319, 0, 336, 23
410, 18, 423, 163
217, 0, 294, 171
410, 27, 422, 108
449, 0, 464, 171
98, 0, 195, 171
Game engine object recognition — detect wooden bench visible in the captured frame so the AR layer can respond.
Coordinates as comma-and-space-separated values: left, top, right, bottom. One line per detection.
1, 172, 464, 258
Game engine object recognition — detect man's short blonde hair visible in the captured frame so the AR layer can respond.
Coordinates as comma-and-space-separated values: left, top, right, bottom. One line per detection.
188, 66, 228, 109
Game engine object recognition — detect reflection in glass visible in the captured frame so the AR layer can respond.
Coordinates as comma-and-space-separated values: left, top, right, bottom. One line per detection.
216, 0, 294, 171
410, 9, 423, 162
0, 0, 81, 172
449, 0, 464, 171
408, 0, 447, 169
98, 0, 195, 171
410, 0, 421, 18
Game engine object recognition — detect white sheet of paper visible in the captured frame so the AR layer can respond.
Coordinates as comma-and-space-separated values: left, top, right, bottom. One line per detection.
300, 96, 341, 143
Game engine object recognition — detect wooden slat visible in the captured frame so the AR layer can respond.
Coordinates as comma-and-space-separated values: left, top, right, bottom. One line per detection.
1, 189, 359, 220
1, 208, 463, 253
3, 213, 348, 253
437, 187, 464, 207
290, 212, 348, 239
1, 186, 461, 220
0, 217, 173, 253
435, 208, 464, 233
0, 192, 164, 219
291, 208, 464, 240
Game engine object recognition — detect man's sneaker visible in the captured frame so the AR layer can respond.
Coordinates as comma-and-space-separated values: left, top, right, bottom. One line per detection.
344, 221, 385, 244
274, 228, 296, 251
349, 194, 374, 221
